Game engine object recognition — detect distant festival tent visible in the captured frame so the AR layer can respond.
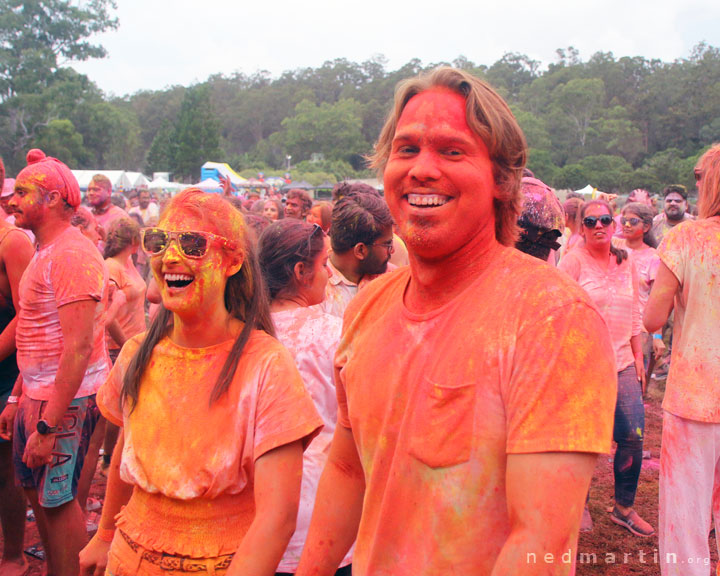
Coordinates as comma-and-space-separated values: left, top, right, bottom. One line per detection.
280, 180, 313, 191
194, 178, 223, 193
126, 172, 151, 189
72, 170, 134, 191
574, 184, 597, 196
148, 177, 185, 192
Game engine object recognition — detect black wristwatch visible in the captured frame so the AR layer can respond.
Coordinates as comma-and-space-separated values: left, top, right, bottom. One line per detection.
36, 419, 58, 435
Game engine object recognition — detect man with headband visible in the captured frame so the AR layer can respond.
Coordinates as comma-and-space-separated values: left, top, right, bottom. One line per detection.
7, 150, 109, 576
297, 68, 616, 575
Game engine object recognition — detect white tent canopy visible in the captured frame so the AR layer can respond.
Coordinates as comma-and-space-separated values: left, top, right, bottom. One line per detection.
574, 184, 596, 196
148, 177, 185, 191
194, 178, 223, 192
126, 172, 151, 189
71, 170, 135, 191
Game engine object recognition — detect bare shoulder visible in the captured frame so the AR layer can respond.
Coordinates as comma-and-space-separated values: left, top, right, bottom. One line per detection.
0, 226, 33, 264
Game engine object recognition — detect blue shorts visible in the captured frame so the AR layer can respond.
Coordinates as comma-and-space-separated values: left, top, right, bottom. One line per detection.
13, 395, 99, 508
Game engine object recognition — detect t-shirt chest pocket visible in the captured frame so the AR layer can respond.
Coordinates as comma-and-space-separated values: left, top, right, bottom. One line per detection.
407, 377, 476, 469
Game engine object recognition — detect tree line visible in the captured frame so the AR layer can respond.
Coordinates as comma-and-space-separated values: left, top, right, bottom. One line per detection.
1, 1, 719, 193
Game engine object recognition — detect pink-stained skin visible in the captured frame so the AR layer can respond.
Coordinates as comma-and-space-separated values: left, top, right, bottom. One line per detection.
151, 207, 243, 348
86, 180, 111, 210
285, 198, 305, 220
8, 177, 46, 232
305, 206, 322, 228
621, 209, 647, 246
263, 201, 280, 221
581, 204, 615, 258
383, 89, 497, 276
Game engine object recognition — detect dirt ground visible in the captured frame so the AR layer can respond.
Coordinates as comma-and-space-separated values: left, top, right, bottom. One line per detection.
3, 377, 717, 575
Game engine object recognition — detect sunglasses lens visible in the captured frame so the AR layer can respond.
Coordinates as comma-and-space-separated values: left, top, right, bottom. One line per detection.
143, 230, 168, 254
584, 215, 613, 228
179, 232, 208, 257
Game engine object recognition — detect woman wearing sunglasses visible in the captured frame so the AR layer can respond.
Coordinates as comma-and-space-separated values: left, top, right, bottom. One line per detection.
559, 200, 653, 538
258, 220, 352, 576
645, 144, 720, 575
615, 202, 665, 383
80, 188, 322, 576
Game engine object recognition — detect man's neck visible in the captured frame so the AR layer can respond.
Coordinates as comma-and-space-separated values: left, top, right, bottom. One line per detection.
34, 219, 71, 248
666, 213, 684, 226
329, 252, 361, 285
93, 201, 112, 215
404, 236, 501, 314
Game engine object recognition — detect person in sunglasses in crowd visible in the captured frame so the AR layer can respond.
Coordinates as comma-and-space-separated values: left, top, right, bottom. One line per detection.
645, 144, 720, 576
4, 150, 109, 576
559, 199, 653, 537
319, 189, 395, 319
614, 202, 665, 383
79, 188, 322, 576
258, 220, 353, 576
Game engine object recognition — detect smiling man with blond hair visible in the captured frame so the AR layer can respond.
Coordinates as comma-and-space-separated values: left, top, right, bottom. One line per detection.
297, 68, 616, 576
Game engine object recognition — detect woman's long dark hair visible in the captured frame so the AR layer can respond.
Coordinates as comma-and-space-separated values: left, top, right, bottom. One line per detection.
257, 219, 325, 301
122, 188, 275, 408
622, 202, 658, 248
581, 200, 628, 265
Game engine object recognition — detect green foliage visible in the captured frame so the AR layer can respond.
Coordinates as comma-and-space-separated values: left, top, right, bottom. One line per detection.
526, 149, 557, 184
173, 85, 222, 181
293, 158, 360, 182
553, 163, 587, 190
0, 0, 117, 172
146, 119, 176, 174
578, 154, 634, 192
32, 118, 85, 165
280, 98, 368, 164
0, 4, 717, 197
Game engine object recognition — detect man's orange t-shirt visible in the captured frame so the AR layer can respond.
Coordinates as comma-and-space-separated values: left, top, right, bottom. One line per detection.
335, 246, 616, 575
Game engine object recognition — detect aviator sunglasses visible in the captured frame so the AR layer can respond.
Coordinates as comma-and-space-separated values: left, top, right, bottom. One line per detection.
582, 215, 614, 228
620, 216, 642, 227
141, 228, 236, 259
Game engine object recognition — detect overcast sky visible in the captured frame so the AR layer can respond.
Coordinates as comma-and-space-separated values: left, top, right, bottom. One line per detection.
71, 0, 720, 98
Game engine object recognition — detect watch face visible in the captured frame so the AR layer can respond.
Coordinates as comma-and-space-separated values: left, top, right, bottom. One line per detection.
37, 420, 55, 435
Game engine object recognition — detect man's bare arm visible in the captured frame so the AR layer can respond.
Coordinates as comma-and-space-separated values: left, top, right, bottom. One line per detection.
295, 424, 365, 576
491, 452, 597, 576
644, 261, 679, 334
0, 231, 34, 362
